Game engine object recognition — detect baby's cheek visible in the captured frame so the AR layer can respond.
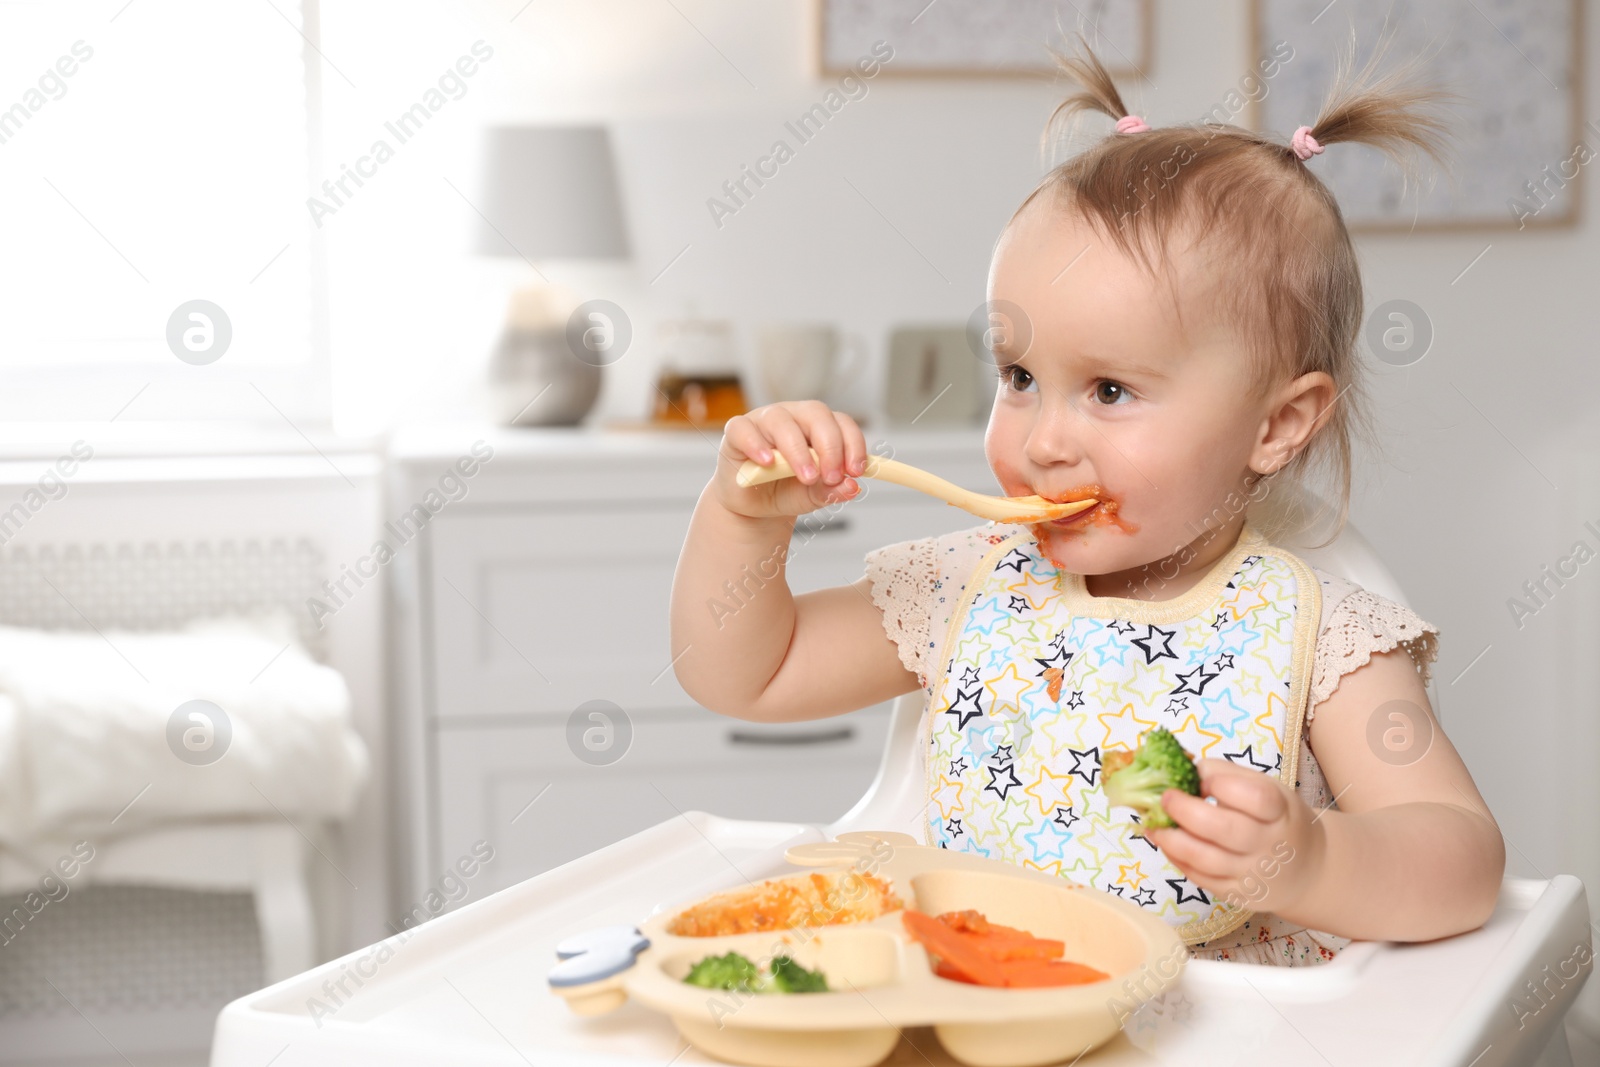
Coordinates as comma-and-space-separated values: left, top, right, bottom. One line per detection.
1134, 474, 1227, 539
987, 453, 1031, 498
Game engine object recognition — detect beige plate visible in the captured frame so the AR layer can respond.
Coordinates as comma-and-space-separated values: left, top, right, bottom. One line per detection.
551, 830, 1185, 1067
735, 450, 1097, 525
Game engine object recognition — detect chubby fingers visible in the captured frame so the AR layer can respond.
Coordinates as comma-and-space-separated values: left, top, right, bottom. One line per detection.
792, 401, 847, 485
733, 401, 865, 490
720, 413, 774, 466
1147, 762, 1287, 852
1140, 824, 1238, 886
1149, 794, 1255, 862
757, 405, 824, 485
834, 410, 868, 480
1194, 758, 1288, 822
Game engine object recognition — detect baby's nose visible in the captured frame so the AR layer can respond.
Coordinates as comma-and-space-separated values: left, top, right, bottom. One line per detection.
1023, 418, 1088, 468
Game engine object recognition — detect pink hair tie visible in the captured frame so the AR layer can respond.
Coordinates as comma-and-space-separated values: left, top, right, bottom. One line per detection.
1115, 114, 1150, 134
1290, 125, 1323, 160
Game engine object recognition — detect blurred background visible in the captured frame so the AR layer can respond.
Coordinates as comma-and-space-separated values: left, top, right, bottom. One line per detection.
0, 0, 1595, 1063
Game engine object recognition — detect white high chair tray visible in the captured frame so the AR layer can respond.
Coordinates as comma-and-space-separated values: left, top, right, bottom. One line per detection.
212, 812, 1590, 1067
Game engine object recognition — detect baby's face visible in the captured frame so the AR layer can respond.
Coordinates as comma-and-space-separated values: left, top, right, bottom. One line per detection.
984, 198, 1271, 587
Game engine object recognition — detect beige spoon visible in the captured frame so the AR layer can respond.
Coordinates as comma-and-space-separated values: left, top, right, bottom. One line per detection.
735, 449, 1098, 524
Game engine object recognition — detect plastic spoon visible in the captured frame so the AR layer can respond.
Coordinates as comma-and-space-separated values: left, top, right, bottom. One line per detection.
735, 449, 1097, 524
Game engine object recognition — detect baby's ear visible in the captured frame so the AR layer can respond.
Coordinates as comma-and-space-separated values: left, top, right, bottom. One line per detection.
1254, 370, 1337, 473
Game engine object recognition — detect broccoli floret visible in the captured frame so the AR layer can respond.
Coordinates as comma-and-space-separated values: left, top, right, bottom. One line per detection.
683, 951, 762, 991
681, 952, 830, 994
1102, 727, 1200, 829
766, 955, 828, 993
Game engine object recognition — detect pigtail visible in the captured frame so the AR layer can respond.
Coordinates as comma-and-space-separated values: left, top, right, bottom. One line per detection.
1270, 31, 1457, 545
1018, 32, 1458, 550
1297, 29, 1458, 186
1042, 32, 1136, 149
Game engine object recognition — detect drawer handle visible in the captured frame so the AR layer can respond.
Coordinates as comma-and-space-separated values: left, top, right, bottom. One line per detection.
726, 726, 856, 747
796, 516, 851, 536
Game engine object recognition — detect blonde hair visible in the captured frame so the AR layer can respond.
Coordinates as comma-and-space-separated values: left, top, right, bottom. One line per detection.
1016, 34, 1455, 543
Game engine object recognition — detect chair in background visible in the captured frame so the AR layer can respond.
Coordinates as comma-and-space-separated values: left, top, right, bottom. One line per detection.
0, 453, 385, 1066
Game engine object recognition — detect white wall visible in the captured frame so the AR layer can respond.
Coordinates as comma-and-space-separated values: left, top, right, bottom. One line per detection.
319, 0, 1600, 1023
318, 0, 1081, 431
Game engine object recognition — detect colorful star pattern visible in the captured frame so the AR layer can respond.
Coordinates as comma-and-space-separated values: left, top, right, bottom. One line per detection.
927, 529, 1308, 937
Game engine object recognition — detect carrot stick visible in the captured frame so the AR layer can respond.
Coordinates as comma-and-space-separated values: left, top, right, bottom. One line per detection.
902, 909, 1010, 986
965, 934, 1066, 962
934, 910, 1065, 960
937, 910, 1035, 939
910, 908, 1109, 987
932, 959, 977, 984
995, 958, 1110, 987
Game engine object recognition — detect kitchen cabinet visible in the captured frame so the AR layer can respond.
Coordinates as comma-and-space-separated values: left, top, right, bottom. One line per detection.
387, 425, 993, 912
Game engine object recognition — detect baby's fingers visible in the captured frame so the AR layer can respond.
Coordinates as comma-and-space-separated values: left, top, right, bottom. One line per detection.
1196, 760, 1287, 824
753, 406, 821, 485
1158, 790, 1259, 855
721, 414, 774, 466
1143, 824, 1246, 880
792, 401, 848, 485
804, 471, 860, 507
835, 410, 869, 478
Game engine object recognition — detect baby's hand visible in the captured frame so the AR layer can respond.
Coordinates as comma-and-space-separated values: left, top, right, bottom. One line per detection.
1141, 759, 1327, 916
713, 401, 867, 521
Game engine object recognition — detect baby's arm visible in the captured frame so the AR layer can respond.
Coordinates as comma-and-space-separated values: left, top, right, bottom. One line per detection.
670, 401, 921, 723
1148, 648, 1505, 940
1282, 648, 1505, 938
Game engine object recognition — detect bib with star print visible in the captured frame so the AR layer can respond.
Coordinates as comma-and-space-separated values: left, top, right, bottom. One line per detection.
919, 521, 1321, 946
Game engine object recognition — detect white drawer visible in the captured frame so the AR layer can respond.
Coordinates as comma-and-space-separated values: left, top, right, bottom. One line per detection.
424, 491, 986, 718
784, 479, 994, 593
432, 705, 894, 901
426, 504, 696, 717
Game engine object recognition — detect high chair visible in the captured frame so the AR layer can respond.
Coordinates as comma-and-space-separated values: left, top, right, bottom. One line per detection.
211, 518, 1592, 1066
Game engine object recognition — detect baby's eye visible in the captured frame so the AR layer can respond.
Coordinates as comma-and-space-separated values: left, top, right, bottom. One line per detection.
998, 365, 1036, 393
1093, 380, 1131, 405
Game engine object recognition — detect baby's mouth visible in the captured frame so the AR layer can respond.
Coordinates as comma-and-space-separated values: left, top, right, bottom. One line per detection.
1035, 484, 1119, 529
1049, 502, 1101, 527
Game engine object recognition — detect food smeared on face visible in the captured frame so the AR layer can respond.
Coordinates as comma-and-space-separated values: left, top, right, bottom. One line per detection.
1000, 480, 1138, 572
1035, 484, 1136, 535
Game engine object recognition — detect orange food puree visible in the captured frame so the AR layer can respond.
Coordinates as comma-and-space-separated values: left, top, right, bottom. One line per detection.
903, 908, 1109, 987
1030, 484, 1137, 571
667, 870, 903, 937
1036, 484, 1137, 535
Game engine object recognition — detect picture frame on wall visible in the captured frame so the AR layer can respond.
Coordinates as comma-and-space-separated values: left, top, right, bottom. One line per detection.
1249, 0, 1583, 232
817, 0, 1152, 79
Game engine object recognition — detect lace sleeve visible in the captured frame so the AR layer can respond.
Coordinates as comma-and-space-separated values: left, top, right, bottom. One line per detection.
1307, 589, 1440, 723
863, 537, 942, 690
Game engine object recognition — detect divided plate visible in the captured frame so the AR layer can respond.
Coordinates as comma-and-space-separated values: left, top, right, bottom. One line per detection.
548, 830, 1186, 1067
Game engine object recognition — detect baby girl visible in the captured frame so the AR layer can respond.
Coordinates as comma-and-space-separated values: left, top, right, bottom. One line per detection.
671, 42, 1504, 966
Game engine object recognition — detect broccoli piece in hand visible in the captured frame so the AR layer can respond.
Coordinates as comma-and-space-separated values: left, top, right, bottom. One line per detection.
1102, 727, 1201, 830
767, 955, 828, 993
683, 951, 762, 991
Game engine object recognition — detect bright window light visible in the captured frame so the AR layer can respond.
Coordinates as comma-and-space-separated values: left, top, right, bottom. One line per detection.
0, 0, 325, 421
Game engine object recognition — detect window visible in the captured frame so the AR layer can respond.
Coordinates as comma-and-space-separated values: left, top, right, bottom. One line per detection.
0, 0, 327, 421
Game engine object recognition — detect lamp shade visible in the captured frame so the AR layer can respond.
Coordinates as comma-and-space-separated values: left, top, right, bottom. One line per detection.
473, 126, 630, 259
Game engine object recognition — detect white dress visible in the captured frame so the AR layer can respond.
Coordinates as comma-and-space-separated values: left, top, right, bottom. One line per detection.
863, 522, 1441, 966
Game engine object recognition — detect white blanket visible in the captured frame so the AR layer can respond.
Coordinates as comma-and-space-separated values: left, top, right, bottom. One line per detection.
0, 612, 368, 849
